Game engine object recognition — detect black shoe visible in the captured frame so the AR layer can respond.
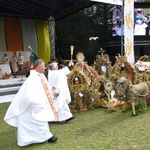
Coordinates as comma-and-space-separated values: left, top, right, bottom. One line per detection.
66, 116, 75, 122
49, 121, 57, 124
48, 136, 58, 143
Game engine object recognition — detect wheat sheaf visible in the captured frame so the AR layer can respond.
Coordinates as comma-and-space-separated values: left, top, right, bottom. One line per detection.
125, 37, 132, 57
125, 11, 133, 31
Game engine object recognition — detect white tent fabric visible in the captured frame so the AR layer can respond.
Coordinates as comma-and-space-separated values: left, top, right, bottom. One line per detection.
90, 0, 122, 5
21, 19, 38, 53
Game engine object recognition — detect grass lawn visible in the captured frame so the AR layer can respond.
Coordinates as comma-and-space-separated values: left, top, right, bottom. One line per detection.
0, 102, 150, 150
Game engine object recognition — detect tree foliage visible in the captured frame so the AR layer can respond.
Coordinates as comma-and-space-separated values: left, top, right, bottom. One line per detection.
55, 3, 113, 65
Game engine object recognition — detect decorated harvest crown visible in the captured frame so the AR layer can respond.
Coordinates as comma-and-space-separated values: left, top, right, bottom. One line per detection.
98, 48, 105, 55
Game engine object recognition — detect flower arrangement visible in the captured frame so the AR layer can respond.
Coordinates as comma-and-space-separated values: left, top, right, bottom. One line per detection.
147, 81, 150, 87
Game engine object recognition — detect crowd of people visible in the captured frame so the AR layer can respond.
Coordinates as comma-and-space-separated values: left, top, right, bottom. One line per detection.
134, 8, 150, 36
2, 52, 24, 75
112, 3, 150, 36
4, 58, 75, 147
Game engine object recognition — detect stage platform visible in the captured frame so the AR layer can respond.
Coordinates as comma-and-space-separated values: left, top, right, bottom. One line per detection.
0, 75, 25, 87
0, 75, 26, 103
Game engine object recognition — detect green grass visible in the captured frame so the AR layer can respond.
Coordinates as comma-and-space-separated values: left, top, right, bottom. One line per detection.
1, 102, 150, 150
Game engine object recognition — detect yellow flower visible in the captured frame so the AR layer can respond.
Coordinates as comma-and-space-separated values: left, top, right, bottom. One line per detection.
110, 74, 116, 77
120, 101, 125, 104
103, 99, 108, 104
148, 82, 150, 87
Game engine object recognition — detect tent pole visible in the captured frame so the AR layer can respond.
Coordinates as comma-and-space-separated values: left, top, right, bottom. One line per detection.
49, 17, 56, 60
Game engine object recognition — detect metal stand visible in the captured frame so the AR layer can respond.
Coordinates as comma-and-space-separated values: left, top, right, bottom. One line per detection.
18, 67, 25, 82
120, 3, 124, 56
13, 72, 18, 78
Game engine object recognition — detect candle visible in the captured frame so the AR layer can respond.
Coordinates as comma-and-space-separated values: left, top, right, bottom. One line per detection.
70, 45, 74, 55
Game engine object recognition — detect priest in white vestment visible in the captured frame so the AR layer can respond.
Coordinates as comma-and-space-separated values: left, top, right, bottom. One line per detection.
17, 52, 24, 71
47, 61, 74, 122
10, 54, 18, 74
2, 53, 9, 64
4, 59, 58, 146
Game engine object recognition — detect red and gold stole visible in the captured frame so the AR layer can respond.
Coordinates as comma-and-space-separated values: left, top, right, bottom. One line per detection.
39, 74, 58, 119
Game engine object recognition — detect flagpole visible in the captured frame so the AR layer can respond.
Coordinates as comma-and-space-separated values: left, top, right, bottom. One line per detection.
28, 46, 40, 59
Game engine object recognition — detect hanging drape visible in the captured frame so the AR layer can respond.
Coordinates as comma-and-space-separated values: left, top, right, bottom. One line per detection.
21, 19, 38, 53
0, 18, 7, 51
36, 20, 51, 63
5, 17, 23, 54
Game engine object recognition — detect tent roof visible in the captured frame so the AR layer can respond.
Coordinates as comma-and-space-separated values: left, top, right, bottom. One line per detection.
1, 1, 149, 21
0, 0, 96, 21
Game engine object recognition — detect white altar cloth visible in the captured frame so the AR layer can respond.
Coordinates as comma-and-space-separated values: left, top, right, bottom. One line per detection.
0, 64, 11, 76
0, 76, 26, 86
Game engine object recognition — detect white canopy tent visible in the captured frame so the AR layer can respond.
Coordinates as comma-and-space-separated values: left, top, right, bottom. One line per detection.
90, 0, 122, 5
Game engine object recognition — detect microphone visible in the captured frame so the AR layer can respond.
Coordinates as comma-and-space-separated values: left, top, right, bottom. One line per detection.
28, 45, 33, 50
112, 16, 121, 22
108, 6, 117, 13
28, 46, 40, 59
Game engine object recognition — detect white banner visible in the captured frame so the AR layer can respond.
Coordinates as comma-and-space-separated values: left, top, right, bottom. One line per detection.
90, 0, 122, 5
124, 0, 135, 64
